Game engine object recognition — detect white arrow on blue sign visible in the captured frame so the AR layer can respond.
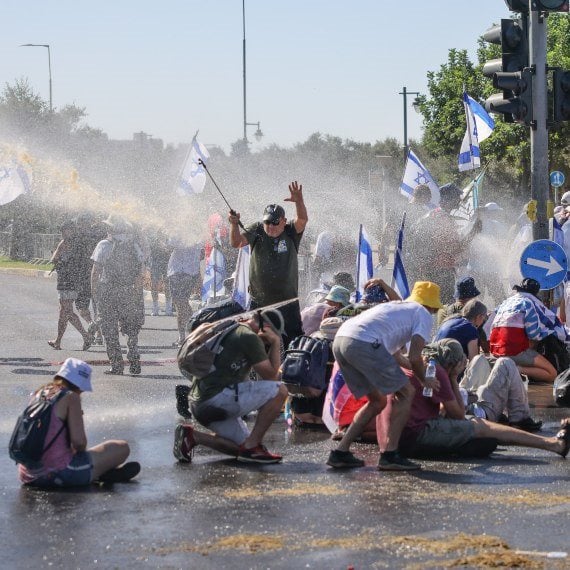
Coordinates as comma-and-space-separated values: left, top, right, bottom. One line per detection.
550, 171, 565, 188
520, 239, 568, 290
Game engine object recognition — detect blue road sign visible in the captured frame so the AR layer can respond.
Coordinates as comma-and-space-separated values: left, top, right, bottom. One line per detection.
550, 170, 565, 187
520, 239, 568, 290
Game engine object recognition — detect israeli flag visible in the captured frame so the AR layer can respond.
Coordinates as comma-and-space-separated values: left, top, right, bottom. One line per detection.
176, 135, 210, 196
0, 160, 32, 206
232, 245, 251, 309
458, 92, 495, 172
400, 149, 440, 208
355, 225, 373, 302
391, 214, 410, 299
201, 247, 226, 303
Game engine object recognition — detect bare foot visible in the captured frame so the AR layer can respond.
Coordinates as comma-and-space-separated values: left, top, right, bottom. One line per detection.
47, 340, 61, 350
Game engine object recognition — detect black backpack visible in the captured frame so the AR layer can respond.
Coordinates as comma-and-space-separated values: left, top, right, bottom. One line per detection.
281, 335, 330, 396
553, 368, 570, 407
104, 240, 142, 286
186, 298, 245, 335
9, 389, 69, 469
536, 334, 570, 374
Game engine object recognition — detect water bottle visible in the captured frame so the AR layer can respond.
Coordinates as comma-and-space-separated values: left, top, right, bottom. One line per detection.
423, 358, 436, 397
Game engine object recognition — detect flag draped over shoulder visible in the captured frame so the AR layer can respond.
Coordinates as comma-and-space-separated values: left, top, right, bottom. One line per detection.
232, 245, 251, 309
176, 135, 210, 196
201, 246, 226, 302
391, 214, 410, 299
322, 363, 353, 434
458, 92, 495, 172
400, 149, 440, 207
0, 161, 32, 206
355, 225, 373, 302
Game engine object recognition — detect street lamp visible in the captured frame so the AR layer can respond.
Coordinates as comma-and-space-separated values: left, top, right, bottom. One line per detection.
242, 0, 262, 144
398, 86, 420, 160
20, 44, 52, 112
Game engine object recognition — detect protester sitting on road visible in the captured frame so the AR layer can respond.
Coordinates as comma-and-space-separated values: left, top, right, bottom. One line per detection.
379, 339, 570, 460
48, 220, 93, 351
174, 309, 288, 464
437, 276, 481, 326
490, 278, 565, 382
17, 358, 140, 487
337, 278, 401, 319
229, 181, 308, 345
326, 281, 442, 471
434, 299, 488, 360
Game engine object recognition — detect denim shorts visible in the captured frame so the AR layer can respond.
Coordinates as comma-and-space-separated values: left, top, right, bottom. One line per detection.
29, 451, 93, 488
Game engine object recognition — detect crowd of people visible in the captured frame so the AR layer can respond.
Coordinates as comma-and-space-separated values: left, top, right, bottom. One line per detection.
14, 180, 570, 488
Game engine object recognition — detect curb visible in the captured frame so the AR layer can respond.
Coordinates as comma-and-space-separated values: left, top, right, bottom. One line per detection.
0, 267, 54, 278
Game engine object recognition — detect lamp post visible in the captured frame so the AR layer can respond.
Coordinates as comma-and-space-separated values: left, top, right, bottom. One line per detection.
242, 0, 262, 143
398, 86, 420, 160
20, 44, 52, 112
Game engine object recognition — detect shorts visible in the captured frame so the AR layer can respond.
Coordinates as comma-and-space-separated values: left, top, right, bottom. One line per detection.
415, 417, 475, 450
509, 348, 539, 368
332, 336, 408, 399
190, 381, 280, 445
28, 451, 93, 488
169, 273, 200, 303
58, 290, 78, 301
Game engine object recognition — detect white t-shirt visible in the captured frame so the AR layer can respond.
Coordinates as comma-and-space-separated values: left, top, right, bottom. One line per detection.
335, 301, 433, 355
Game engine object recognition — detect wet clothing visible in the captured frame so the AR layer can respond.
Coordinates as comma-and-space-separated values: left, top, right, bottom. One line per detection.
243, 221, 303, 306
189, 325, 269, 403
434, 316, 479, 357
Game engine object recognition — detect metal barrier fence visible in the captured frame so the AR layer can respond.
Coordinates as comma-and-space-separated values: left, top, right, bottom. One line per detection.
0, 232, 59, 261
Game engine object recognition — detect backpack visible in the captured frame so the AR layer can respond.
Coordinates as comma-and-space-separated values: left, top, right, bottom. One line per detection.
178, 320, 241, 380
553, 368, 570, 407
536, 334, 570, 374
104, 240, 142, 286
281, 335, 330, 396
185, 298, 245, 335
9, 389, 69, 469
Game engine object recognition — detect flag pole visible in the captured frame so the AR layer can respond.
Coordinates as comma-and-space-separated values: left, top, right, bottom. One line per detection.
355, 224, 363, 302
462, 90, 477, 171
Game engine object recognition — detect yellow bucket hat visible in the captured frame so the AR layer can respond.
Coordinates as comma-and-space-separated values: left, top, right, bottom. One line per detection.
406, 281, 443, 309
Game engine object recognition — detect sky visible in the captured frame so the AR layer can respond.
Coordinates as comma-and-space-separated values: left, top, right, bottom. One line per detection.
2, 1, 510, 153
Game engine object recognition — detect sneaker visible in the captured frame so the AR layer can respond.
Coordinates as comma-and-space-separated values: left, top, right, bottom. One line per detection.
151, 309, 159, 316
98, 461, 141, 483
129, 358, 141, 375
175, 385, 192, 419
237, 444, 282, 464
326, 449, 365, 469
93, 335, 104, 346
378, 451, 421, 471
173, 424, 196, 463
508, 417, 543, 432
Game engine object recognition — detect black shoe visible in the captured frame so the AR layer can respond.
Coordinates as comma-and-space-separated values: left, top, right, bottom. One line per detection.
98, 461, 141, 483
326, 449, 365, 469
508, 417, 543, 432
129, 359, 141, 375
378, 451, 421, 471
175, 385, 192, 419
104, 365, 124, 375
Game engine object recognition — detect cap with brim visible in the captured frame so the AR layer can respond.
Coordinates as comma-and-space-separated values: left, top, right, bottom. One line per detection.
363, 284, 388, 303
55, 358, 93, 392
406, 281, 443, 309
262, 204, 285, 224
483, 202, 503, 212
260, 308, 286, 336
561, 191, 570, 205
455, 276, 481, 300
102, 214, 132, 234
325, 285, 350, 307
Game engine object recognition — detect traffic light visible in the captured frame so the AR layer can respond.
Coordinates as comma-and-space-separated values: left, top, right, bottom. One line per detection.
553, 69, 570, 123
482, 18, 533, 124
532, 1, 569, 11
485, 68, 534, 124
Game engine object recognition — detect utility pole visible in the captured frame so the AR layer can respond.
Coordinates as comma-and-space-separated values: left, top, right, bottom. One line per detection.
529, 5, 549, 241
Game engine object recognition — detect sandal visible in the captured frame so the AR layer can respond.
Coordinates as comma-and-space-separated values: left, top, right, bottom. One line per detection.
556, 423, 570, 458
47, 340, 61, 350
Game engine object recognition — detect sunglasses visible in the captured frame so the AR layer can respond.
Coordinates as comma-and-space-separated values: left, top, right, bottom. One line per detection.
263, 219, 281, 226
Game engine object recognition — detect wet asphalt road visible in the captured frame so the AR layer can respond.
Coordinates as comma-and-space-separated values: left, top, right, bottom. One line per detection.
0, 271, 569, 570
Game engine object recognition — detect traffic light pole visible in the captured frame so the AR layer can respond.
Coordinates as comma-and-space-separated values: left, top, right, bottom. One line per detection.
529, 6, 549, 240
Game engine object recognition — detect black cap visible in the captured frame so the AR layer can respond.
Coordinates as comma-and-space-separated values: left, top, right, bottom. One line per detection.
263, 204, 285, 224
513, 277, 541, 297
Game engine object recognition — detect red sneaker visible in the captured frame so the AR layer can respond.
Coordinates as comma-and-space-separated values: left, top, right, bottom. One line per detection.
173, 424, 196, 463
237, 444, 282, 464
